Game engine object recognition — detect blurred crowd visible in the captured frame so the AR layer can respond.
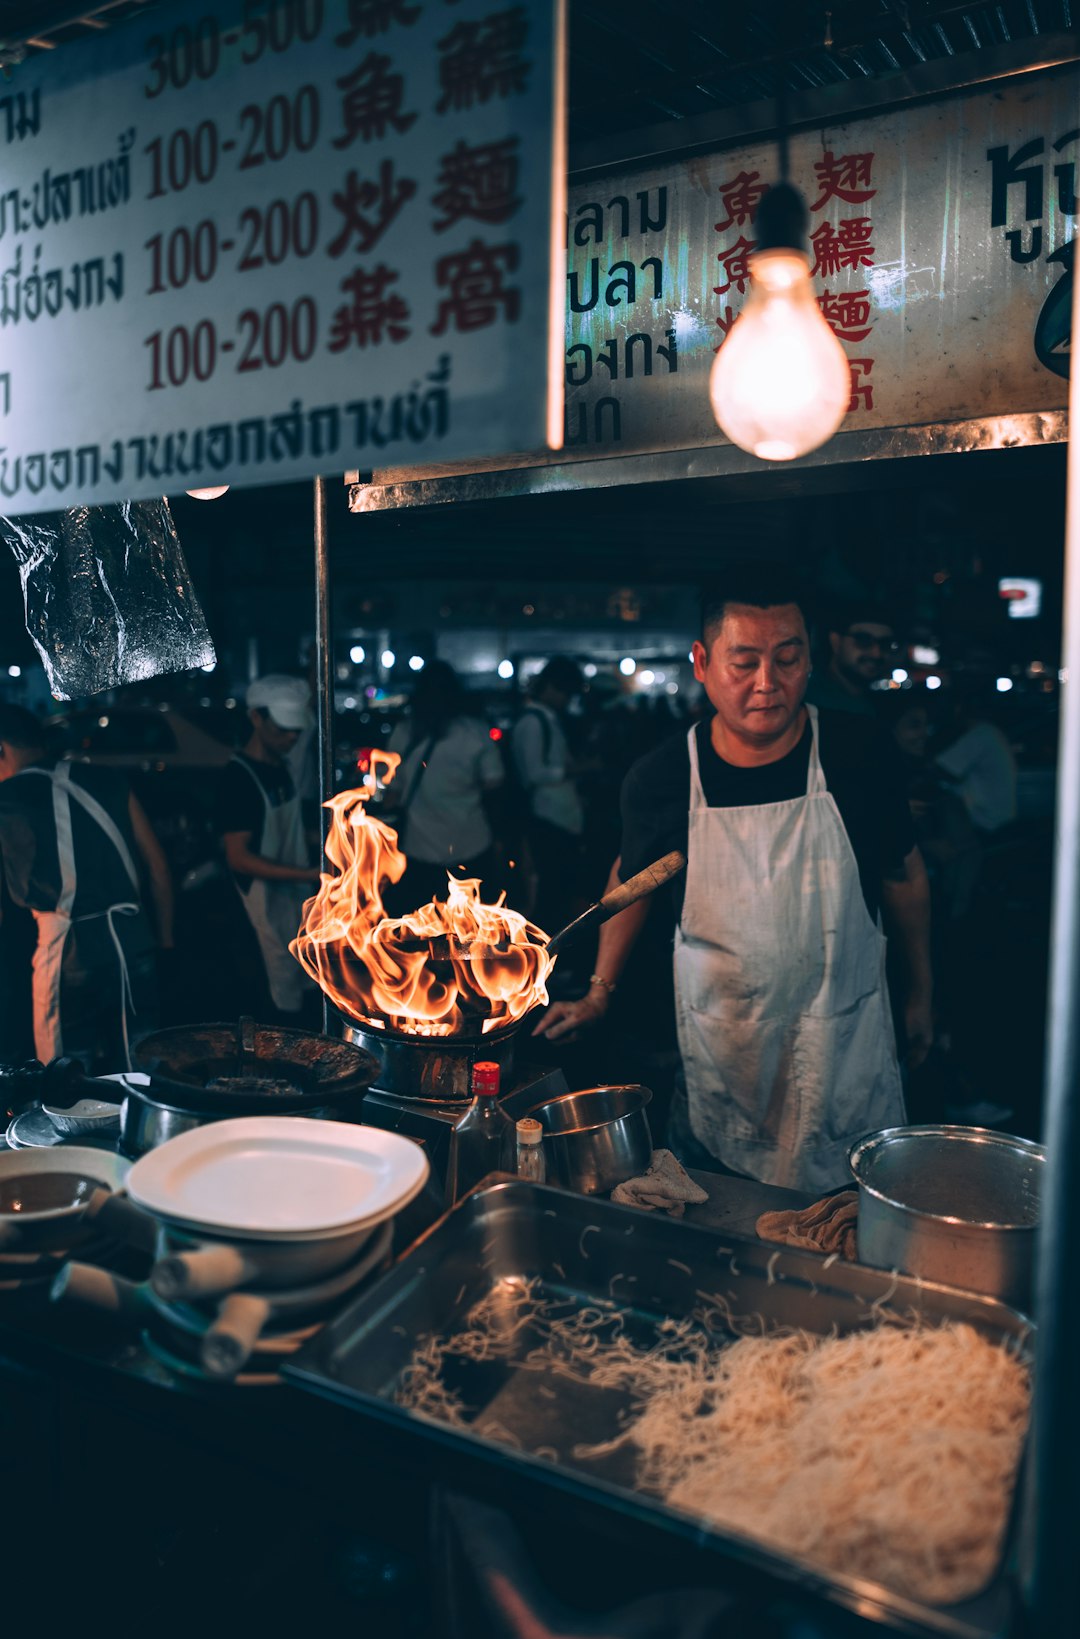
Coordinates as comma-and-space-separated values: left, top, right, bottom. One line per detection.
0, 598, 1055, 1143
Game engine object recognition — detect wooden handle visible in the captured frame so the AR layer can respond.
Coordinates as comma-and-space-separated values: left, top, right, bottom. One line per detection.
151, 1245, 253, 1301
82, 1189, 159, 1253
52, 1262, 150, 1321
598, 850, 687, 917
200, 1293, 271, 1379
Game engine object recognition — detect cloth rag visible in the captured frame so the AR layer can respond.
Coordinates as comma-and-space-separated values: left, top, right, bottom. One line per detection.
610, 1149, 709, 1218
755, 1188, 859, 1260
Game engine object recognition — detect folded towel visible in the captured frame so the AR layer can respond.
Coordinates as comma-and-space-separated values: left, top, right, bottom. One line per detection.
611, 1149, 709, 1218
755, 1189, 859, 1260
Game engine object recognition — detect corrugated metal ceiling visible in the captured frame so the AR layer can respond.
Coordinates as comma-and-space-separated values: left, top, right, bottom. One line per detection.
0, 0, 1074, 151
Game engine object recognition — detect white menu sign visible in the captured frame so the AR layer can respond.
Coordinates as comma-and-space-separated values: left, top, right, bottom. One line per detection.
560, 71, 1075, 460
0, 0, 565, 516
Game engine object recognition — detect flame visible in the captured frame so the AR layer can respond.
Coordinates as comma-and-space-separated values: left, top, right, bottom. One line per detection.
290, 750, 553, 1035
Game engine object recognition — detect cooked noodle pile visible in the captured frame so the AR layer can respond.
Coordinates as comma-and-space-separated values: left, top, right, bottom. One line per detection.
395, 1278, 1030, 1605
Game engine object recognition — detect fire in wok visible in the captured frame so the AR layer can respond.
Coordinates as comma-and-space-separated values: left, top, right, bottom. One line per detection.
290, 752, 553, 1036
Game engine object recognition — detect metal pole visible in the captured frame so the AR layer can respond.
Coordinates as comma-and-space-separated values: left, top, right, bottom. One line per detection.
1021, 263, 1080, 1629
313, 474, 333, 1037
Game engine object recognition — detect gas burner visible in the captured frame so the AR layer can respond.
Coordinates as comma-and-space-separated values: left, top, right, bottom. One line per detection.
359, 1065, 570, 1190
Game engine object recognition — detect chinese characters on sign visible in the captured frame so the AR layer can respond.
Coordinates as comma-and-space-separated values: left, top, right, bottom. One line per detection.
559, 74, 1073, 462
712, 149, 878, 413
0, 0, 565, 515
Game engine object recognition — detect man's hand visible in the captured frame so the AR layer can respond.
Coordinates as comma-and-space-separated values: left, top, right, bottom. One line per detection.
532, 987, 610, 1043
905, 991, 933, 1070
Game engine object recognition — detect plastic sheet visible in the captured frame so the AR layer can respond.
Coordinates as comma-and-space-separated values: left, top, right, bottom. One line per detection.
0, 497, 215, 699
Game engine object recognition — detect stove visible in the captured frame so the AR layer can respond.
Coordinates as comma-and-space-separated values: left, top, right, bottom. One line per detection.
359, 1064, 569, 1188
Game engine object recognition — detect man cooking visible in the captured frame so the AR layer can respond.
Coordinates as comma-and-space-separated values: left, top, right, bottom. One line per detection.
218, 675, 321, 1022
536, 568, 932, 1193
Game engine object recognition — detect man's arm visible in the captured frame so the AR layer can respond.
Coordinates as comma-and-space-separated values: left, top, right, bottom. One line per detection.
128, 793, 175, 950
223, 831, 321, 885
532, 857, 650, 1040
881, 844, 933, 1069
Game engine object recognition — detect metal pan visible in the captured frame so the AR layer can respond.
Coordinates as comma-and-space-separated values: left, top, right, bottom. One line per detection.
285, 1179, 1032, 1639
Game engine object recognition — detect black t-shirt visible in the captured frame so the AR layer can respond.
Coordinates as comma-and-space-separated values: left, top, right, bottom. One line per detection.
217, 754, 296, 890
0, 759, 142, 917
619, 711, 915, 926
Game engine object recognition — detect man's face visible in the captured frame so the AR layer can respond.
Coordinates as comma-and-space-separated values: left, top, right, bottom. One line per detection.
250, 708, 301, 760
830, 621, 896, 687
893, 706, 930, 759
693, 602, 810, 745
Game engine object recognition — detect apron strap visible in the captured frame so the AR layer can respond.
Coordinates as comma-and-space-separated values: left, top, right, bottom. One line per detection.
18, 763, 140, 891
686, 724, 705, 810
18, 765, 141, 1070
804, 704, 827, 796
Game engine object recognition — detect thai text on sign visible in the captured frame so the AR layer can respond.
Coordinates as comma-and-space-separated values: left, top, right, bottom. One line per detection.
0, 0, 566, 516
560, 73, 1074, 460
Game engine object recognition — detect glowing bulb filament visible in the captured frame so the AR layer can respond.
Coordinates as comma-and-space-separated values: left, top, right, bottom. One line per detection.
709, 249, 851, 462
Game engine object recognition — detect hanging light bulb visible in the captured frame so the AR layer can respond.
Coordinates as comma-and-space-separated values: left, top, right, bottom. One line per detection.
709, 181, 851, 462
186, 485, 230, 500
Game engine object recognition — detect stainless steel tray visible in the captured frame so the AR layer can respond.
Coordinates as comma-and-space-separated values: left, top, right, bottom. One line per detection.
284, 1178, 1031, 1638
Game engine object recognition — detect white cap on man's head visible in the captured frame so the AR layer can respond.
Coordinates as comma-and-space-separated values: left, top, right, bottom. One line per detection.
246, 674, 313, 731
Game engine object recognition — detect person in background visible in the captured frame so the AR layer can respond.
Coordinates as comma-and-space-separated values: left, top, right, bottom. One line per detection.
932, 684, 1020, 1127
382, 660, 505, 912
877, 691, 983, 1122
510, 657, 589, 938
0, 702, 172, 1070
807, 599, 899, 717
882, 693, 981, 924
934, 684, 1018, 838
536, 567, 931, 1194
218, 675, 320, 1022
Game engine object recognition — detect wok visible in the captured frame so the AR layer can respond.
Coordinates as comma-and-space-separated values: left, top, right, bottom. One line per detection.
342, 851, 686, 1098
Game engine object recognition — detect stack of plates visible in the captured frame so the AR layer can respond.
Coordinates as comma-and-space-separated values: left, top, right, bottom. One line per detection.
120, 1118, 426, 1385
125, 1116, 430, 1244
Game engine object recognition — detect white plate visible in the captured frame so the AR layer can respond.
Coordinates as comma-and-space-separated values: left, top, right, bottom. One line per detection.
125, 1117, 429, 1240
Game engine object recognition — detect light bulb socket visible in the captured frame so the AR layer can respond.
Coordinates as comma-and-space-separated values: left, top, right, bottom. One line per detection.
756, 181, 809, 256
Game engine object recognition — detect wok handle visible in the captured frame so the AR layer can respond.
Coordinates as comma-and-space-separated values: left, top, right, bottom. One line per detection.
200, 1293, 271, 1379
546, 850, 687, 956
151, 1246, 255, 1302
82, 1188, 159, 1254
51, 1262, 151, 1322
599, 850, 687, 915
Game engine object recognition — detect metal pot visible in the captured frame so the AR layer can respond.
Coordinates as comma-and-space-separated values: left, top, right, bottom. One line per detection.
340, 1011, 529, 1102
528, 1084, 653, 1196
848, 1124, 1045, 1313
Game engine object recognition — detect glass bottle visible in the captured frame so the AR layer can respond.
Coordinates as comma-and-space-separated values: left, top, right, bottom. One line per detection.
444, 1061, 515, 1208
515, 1117, 546, 1184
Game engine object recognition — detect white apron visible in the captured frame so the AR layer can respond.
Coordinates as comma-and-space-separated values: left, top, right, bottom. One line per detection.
673, 707, 905, 1193
231, 756, 314, 1013
18, 764, 141, 1070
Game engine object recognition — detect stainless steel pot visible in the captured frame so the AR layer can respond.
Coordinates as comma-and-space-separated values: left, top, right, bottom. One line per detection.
118, 1084, 343, 1158
119, 1020, 381, 1154
848, 1124, 1045, 1312
340, 1012, 528, 1101
528, 1084, 653, 1196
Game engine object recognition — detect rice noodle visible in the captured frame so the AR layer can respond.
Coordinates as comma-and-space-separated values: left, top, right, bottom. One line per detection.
395, 1277, 1030, 1605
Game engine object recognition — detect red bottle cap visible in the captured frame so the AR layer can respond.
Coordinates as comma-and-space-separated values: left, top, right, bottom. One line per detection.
471, 1061, 501, 1097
